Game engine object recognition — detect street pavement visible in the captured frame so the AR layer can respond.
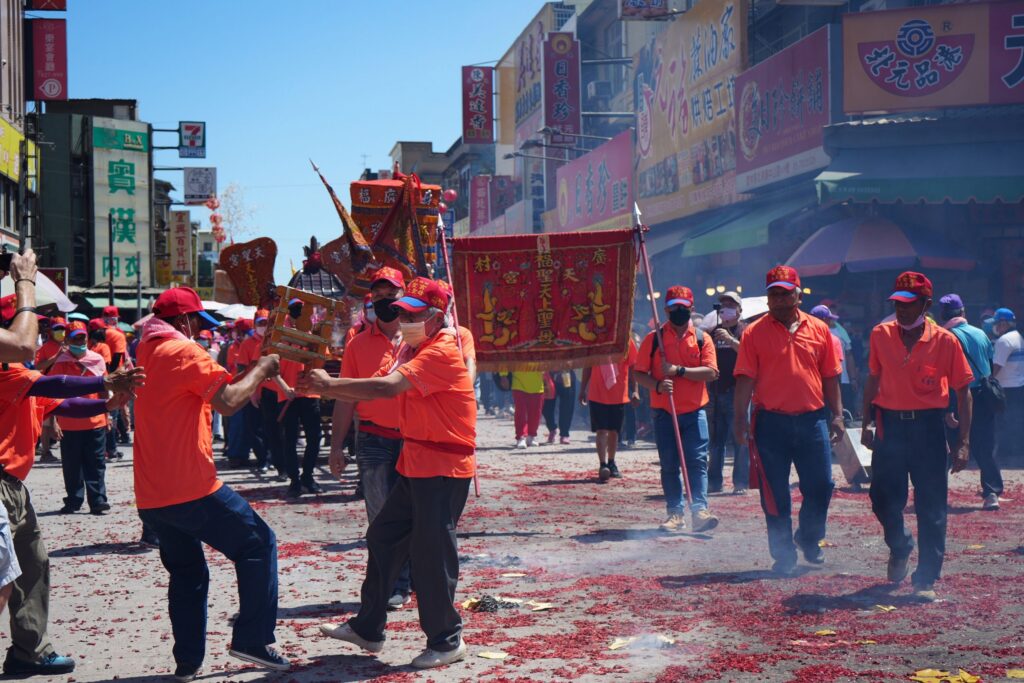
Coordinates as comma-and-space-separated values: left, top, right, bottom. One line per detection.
8, 412, 1024, 682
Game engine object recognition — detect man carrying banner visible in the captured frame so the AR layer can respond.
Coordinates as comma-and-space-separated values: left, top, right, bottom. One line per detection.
734, 266, 844, 576
304, 277, 476, 669
635, 286, 720, 533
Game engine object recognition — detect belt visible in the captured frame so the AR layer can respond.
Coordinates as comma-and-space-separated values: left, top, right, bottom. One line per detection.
358, 421, 402, 440
0, 466, 21, 486
879, 408, 943, 421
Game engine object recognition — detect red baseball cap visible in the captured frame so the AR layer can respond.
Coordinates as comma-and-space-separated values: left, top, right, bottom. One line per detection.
67, 321, 88, 337
152, 286, 220, 329
50, 317, 67, 330
102, 305, 119, 317
254, 308, 270, 323
287, 297, 302, 307
88, 318, 108, 332
889, 271, 933, 303
0, 294, 15, 323
766, 265, 801, 291
665, 286, 694, 308
393, 277, 449, 313
198, 329, 214, 340
234, 318, 252, 333
370, 266, 406, 290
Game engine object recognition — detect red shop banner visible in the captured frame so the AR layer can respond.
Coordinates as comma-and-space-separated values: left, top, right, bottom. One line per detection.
29, 19, 67, 101
461, 66, 494, 143
28, 0, 67, 9
542, 32, 582, 145
554, 129, 633, 232
469, 175, 491, 232
452, 230, 636, 371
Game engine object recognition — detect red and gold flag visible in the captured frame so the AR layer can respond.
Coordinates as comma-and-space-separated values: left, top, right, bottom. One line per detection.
218, 237, 277, 308
452, 230, 636, 371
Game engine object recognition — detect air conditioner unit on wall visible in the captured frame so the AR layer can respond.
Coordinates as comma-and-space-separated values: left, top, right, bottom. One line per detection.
587, 81, 612, 100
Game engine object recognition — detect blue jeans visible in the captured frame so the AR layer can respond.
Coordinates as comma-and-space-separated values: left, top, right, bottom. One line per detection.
754, 409, 834, 564
708, 387, 750, 490
356, 431, 411, 595
870, 409, 948, 586
226, 403, 266, 465
138, 485, 278, 667
653, 409, 710, 514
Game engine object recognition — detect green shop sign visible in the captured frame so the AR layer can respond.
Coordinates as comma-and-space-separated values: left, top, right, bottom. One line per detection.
93, 126, 149, 152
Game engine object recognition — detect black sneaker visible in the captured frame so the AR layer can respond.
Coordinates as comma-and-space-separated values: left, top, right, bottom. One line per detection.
228, 645, 290, 672
608, 460, 622, 478
598, 465, 611, 482
3, 651, 76, 676
772, 557, 798, 577
90, 502, 112, 515
140, 532, 160, 548
58, 504, 78, 514
174, 661, 201, 682
286, 482, 302, 499
301, 479, 322, 494
887, 553, 910, 584
387, 592, 411, 611
802, 544, 825, 565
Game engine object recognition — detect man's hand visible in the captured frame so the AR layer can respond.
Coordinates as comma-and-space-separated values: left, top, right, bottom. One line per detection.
951, 441, 970, 473
713, 328, 735, 344
829, 415, 846, 445
860, 426, 875, 450
944, 412, 959, 430
297, 369, 332, 396
578, 393, 588, 407
328, 449, 348, 480
255, 353, 280, 379
659, 378, 674, 395
630, 391, 641, 406
52, 421, 63, 442
661, 360, 678, 377
106, 393, 130, 411
104, 366, 146, 395
734, 414, 751, 446
10, 249, 38, 283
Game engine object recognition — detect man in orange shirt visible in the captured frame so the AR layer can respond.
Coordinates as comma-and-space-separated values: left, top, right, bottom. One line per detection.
734, 266, 844, 576
303, 277, 476, 670
580, 338, 638, 481
860, 272, 973, 602
0, 297, 143, 677
50, 322, 111, 515
635, 286, 720, 533
230, 314, 272, 472
331, 266, 411, 608
134, 287, 289, 678
101, 306, 128, 370
32, 317, 66, 373
276, 298, 323, 497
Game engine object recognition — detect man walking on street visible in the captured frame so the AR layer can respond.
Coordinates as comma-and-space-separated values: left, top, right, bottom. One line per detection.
580, 338, 638, 481
734, 266, 844, 576
134, 287, 289, 679
707, 291, 749, 494
992, 308, 1023, 463
939, 294, 1003, 510
635, 286, 720, 534
307, 277, 477, 669
860, 272, 973, 602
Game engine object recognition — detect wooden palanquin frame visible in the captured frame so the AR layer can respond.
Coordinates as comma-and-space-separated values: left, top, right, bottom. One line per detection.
265, 286, 350, 369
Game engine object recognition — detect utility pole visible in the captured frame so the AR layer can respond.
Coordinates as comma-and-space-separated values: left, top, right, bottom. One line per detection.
136, 249, 142, 319
108, 211, 115, 306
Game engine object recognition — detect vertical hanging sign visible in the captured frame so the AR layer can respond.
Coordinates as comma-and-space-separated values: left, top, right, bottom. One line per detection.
462, 66, 495, 143
543, 32, 582, 145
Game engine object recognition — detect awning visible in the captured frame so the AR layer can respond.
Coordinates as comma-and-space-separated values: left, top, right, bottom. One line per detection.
83, 294, 155, 310
680, 196, 815, 258
643, 205, 748, 258
786, 217, 975, 276
816, 140, 1024, 204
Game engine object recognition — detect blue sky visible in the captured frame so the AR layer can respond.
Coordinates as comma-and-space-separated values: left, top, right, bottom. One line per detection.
61, 0, 540, 283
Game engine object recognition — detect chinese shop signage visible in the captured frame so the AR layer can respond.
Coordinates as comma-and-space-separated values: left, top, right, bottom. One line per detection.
554, 130, 633, 232
462, 66, 494, 143
542, 33, 582, 145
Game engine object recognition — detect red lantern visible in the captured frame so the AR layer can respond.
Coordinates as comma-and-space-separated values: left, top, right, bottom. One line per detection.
442, 188, 458, 203
210, 213, 223, 226
438, 202, 448, 213
205, 197, 221, 211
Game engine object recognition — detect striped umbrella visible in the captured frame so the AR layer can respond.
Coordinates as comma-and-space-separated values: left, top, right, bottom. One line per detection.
786, 217, 975, 277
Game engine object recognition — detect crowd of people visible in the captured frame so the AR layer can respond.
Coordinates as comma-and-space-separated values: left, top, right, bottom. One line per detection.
0, 245, 1021, 678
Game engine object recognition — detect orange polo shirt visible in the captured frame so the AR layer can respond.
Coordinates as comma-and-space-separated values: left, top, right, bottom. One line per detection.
734, 310, 842, 414
49, 356, 108, 431
458, 326, 475, 363
91, 341, 112, 365
395, 332, 477, 479
869, 320, 973, 411
236, 333, 282, 400
637, 324, 717, 414
35, 339, 61, 366
226, 339, 244, 372
341, 322, 401, 429
279, 358, 319, 399
0, 364, 61, 481
105, 327, 128, 359
589, 339, 638, 405
134, 337, 230, 509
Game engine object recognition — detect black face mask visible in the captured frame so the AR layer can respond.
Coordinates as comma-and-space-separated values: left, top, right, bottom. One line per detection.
668, 308, 691, 327
373, 298, 400, 323
288, 305, 302, 320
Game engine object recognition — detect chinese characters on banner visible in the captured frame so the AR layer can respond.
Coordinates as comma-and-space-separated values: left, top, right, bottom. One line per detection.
92, 117, 150, 287
218, 237, 278, 307
29, 19, 67, 101
470, 176, 491, 231
452, 230, 636, 371
619, 0, 672, 20
633, 0, 747, 225
843, 0, 1024, 113
735, 27, 836, 192
554, 130, 633, 232
462, 67, 494, 143
542, 33, 582, 145
169, 211, 192, 277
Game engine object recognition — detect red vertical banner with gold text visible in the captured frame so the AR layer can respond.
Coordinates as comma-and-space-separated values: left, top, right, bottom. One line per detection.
29, 19, 67, 101
542, 33, 582, 145
452, 230, 636, 370
462, 66, 495, 143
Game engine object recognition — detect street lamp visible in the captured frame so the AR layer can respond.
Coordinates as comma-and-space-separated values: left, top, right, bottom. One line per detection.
537, 126, 613, 142
503, 151, 570, 163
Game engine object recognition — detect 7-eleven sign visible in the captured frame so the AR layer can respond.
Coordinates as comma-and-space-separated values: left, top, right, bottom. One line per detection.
178, 121, 206, 159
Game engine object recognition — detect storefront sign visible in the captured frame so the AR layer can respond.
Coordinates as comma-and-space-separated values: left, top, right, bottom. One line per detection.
462, 66, 495, 143
183, 167, 217, 205
490, 175, 516, 219
92, 117, 150, 287
470, 175, 491, 231
735, 27, 836, 192
29, 19, 67, 101
620, 0, 672, 20
512, 6, 555, 127
28, 0, 66, 9
178, 121, 206, 159
555, 130, 633, 232
542, 33, 582, 145
844, 0, 1024, 113
0, 118, 37, 189
169, 211, 192, 277
634, 0, 747, 224
39, 268, 67, 293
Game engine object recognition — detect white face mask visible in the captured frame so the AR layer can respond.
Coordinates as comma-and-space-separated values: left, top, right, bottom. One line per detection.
254, 324, 267, 338
399, 320, 429, 348
898, 315, 927, 331
719, 307, 739, 323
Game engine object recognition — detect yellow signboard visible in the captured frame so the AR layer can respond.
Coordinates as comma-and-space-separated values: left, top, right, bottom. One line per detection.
0, 118, 38, 191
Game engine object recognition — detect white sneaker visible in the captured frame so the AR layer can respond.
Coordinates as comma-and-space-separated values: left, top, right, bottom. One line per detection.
318, 623, 384, 653
411, 640, 467, 669
515, 438, 527, 450
983, 493, 1000, 511
526, 436, 536, 447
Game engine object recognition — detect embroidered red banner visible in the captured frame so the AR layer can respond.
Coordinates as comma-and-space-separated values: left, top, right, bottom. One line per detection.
452, 230, 636, 371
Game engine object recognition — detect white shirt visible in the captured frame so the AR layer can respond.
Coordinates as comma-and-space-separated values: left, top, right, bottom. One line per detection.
993, 329, 1024, 388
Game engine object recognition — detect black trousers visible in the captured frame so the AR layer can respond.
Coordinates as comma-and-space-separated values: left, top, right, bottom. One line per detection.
283, 397, 322, 484
945, 387, 1001, 497
870, 409, 948, 586
59, 427, 108, 511
259, 389, 284, 473
348, 475, 470, 651
543, 374, 576, 437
